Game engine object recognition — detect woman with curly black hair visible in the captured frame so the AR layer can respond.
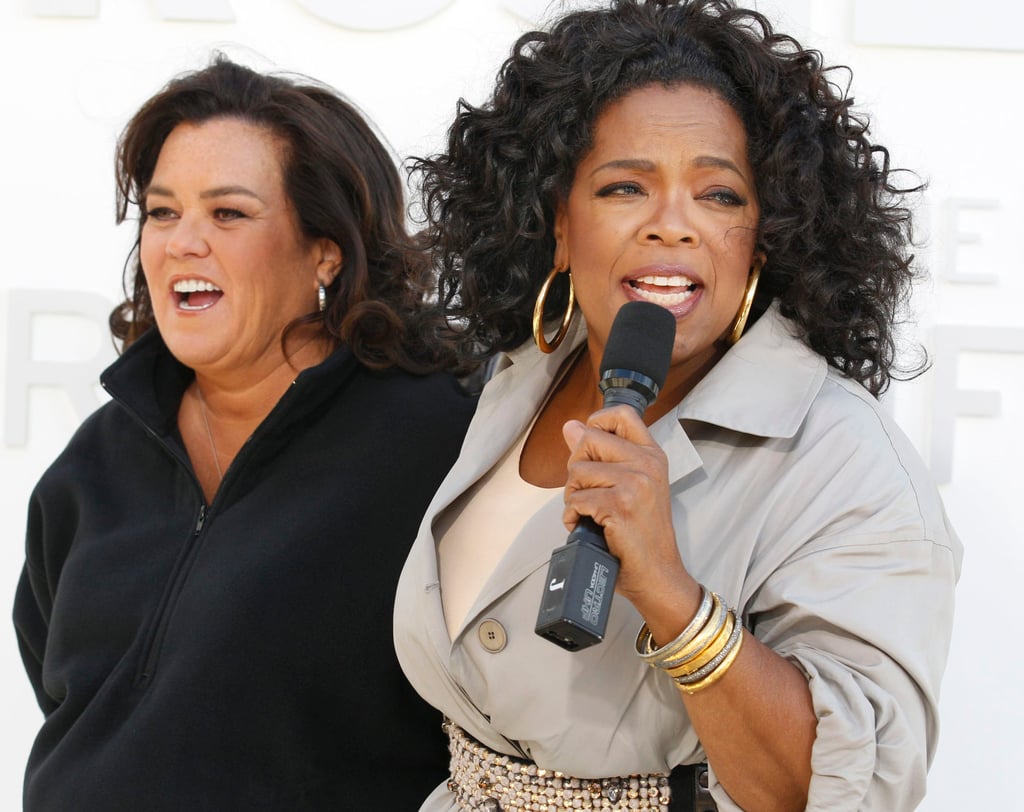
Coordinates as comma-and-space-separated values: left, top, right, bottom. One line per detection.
394, 1, 960, 810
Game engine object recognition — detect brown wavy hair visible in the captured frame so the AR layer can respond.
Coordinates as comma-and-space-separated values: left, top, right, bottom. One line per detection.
415, 0, 925, 394
113, 54, 452, 373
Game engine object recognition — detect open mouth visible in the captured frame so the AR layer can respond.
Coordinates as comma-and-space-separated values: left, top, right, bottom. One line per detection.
628, 274, 699, 307
172, 279, 223, 311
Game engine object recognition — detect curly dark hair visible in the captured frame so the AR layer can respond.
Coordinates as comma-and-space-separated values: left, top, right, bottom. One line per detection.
113, 54, 452, 373
415, 0, 925, 394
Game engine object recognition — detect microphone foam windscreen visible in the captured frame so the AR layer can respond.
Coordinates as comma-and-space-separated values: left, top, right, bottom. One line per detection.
599, 301, 676, 388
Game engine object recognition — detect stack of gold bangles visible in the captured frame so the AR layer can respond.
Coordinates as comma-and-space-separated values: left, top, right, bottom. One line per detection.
634, 585, 744, 695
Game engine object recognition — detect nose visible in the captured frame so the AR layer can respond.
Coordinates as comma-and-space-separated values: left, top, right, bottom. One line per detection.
641, 193, 699, 246
165, 212, 211, 259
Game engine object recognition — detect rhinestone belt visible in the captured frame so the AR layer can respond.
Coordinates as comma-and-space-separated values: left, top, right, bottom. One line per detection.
444, 720, 672, 810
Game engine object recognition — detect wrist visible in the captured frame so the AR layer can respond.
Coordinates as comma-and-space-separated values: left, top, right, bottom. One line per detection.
627, 569, 703, 646
634, 582, 746, 696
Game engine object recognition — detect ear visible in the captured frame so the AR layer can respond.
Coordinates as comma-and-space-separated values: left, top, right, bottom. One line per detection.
314, 239, 343, 287
553, 200, 570, 272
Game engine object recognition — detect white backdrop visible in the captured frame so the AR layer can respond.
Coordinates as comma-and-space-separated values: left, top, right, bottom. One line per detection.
1, 1, 1021, 809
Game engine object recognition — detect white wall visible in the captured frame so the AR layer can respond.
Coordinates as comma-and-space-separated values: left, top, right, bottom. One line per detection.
1, 1, 1020, 809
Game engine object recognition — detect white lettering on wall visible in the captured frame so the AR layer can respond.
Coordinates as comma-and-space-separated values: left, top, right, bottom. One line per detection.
292, 0, 453, 31
155, 0, 234, 22
31, 0, 98, 16
941, 198, 999, 284
32, 0, 234, 20
32, 0, 465, 28
929, 325, 1024, 483
4, 290, 115, 447
28, 0, 578, 28
853, 0, 1024, 51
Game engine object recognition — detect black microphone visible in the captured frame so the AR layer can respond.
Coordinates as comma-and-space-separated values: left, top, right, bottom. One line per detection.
535, 300, 676, 651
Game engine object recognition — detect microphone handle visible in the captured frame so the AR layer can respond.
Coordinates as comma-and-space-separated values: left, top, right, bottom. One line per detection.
601, 386, 649, 414
534, 516, 620, 651
534, 381, 652, 651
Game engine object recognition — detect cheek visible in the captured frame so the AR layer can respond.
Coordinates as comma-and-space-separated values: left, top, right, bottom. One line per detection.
717, 233, 758, 287
716, 268, 752, 322
567, 228, 621, 290
138, 234, 161, 281
709, 254, 756, 324
722, 260, 752, 295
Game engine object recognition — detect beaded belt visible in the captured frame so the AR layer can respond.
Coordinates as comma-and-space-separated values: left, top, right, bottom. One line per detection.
444, 720, 672, 810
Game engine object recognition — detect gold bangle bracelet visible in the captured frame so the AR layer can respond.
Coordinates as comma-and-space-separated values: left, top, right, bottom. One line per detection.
674, 613, 743, 683
676, 628, 745, 695
666, 612, 735, 678
637, 595, 720, 668
635, 585, 713, 664
657, 595, 728, 670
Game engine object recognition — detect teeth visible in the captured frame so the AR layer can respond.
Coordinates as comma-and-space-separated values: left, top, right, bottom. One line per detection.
634, 274, 695, 288
173, 279, 222, 293
633, 287, 696, 307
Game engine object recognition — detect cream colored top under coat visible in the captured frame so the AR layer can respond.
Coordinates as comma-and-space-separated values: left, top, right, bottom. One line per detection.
437, 428, 557, 639
394, 305, 962, 811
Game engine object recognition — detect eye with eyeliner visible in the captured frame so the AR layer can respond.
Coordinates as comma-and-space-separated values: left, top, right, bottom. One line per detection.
701, 188, 746, 206
595, 181, 644, 197
144, 206, 177, 222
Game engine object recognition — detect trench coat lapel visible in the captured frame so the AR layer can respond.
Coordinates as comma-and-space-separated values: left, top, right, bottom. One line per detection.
417, 318, 588, 648
429, 322, 584, 526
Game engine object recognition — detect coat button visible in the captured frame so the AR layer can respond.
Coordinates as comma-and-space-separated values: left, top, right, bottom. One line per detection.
477, 618, 507, 653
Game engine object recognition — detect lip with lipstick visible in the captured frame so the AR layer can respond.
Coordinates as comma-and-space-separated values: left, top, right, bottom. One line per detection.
624, 267, 702, 316
172, 278, 223, 311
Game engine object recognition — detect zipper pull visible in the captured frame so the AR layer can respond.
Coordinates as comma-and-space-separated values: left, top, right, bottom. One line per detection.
195, 505, 207, 534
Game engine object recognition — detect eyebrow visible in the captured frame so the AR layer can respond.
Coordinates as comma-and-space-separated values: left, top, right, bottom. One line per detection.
691, 155, 746, 176
143, 184, 264, 202
589, 159, 656, 176
589, 155, 748, 179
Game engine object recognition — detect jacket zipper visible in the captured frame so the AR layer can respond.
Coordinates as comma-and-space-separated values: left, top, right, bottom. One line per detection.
107, 372, 310, 686
135, 503, 208, 684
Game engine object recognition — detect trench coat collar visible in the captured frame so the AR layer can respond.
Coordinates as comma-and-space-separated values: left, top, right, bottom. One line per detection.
676, 303, 829, 439
487, 303, 828, 475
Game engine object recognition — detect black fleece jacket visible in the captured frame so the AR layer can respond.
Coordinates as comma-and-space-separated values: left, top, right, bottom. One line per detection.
13, 329, 476, 811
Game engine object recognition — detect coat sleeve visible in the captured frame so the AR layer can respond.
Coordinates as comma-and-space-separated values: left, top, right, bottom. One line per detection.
742, 532, 960, 812
13, 488, 61, 716
710, 375, 964, 812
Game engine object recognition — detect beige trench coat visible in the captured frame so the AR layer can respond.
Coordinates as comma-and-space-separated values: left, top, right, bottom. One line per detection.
394, 305, 962, 811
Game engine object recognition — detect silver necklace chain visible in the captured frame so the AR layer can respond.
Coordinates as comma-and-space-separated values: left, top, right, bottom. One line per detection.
195, 384, 224, 481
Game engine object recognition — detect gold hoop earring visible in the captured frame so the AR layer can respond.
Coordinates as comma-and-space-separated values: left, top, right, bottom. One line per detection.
727, 262, 762, 346
532, 267, 575, 353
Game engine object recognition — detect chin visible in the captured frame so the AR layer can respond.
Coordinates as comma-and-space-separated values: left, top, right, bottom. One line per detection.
159, 334, 222, 370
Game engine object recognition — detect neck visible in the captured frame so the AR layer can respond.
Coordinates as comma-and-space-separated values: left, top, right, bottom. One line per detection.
652, 345, 725, 421
194, 384, 223, 481
193, 332, 331, 423
187, 337, 331, 490
562, 345, 605, 421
